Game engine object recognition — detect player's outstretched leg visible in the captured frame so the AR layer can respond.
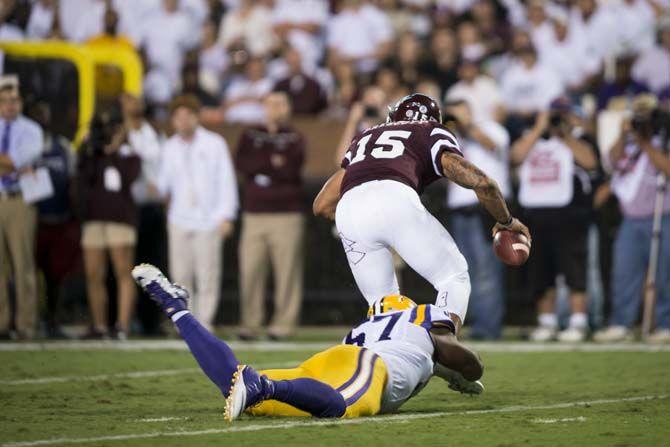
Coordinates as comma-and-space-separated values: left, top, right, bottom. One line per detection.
132, 264, 346, 421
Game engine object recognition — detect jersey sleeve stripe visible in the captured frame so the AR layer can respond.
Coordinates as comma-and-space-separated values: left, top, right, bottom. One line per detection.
408, 306, 418, 324
429, 128, 462, 177
412, 305, 427, 326
420, 305, 433, 330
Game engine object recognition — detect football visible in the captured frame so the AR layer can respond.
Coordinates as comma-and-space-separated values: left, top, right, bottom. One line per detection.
493, 230, 530, 266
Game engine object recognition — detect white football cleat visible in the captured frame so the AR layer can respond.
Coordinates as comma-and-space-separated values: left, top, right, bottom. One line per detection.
557, 326, 587, 343
529, 326, 557, 342
593, 326, 634, 343
433, 363, 484, 395
224, 365, 248, 422
224, 365, 272, 422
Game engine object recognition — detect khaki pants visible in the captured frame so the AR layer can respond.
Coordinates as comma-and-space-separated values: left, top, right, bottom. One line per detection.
0, 196, 37, 336
239, 212, 304, 337
168, 225, 222, 328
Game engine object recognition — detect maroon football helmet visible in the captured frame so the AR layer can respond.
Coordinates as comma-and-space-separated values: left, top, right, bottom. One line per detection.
387, 93, 442, 124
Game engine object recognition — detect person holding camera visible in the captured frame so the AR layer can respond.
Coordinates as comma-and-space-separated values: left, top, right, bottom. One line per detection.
444, 100, 511, 339
511, 98, 599, 342
77, 107, 141, 340
594, 95, 670, 343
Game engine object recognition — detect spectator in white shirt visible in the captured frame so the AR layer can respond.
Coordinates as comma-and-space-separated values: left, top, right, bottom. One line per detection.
26, 0, 57, 39
500, 40, 563, 139
525, 0, 555, 52
120, 93, 165, 336
198, 20, 229, 98
536, 10, 600, 91
141, 0, 200, 101
569, 0, 619, 63
222, 57, 273, 125
218, 0, 277, 57
0, 0, 26, 41
66, 0, 133, 44
436, 0, 476, 15
120, 93, 161, 205
446, 58, 504, 123
157, 95, 238, 330
613, 0, 660, 54
327, 0, 394, 74
272, 0, 328, 71
632, 18, 670, 94
444, 100, 510, 339
456, 19, 488, 61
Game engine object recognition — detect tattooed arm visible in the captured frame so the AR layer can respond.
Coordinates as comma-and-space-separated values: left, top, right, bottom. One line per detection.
441, 152, 531, 242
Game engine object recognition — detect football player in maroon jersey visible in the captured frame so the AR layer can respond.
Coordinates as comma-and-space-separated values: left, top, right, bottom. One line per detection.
314, 93, 530, 332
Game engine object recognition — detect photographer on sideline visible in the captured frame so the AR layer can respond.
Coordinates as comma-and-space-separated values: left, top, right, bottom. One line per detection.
511, 97, 599, 342
594, 95, 670, 343
444, 100, 511, 340
77, 106, 141, 340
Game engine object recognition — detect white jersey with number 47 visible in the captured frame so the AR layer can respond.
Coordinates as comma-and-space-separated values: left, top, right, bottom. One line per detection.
342, 304, 454, 412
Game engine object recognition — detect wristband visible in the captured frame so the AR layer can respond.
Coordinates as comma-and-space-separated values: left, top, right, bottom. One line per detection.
499, 216, 513, 227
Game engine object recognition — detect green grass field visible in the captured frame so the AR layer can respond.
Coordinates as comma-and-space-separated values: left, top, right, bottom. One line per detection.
1, 341, 670, 447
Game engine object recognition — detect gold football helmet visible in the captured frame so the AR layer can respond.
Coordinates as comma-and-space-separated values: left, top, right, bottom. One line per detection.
367, 294, 417, 317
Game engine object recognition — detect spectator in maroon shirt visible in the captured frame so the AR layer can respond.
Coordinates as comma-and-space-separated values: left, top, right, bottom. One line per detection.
235, 92, 305, 340
273, 46, 328, 115
77, 107, 141, 340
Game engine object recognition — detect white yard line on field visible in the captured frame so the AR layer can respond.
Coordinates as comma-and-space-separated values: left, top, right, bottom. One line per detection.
1, 340, 669, 352
531, 416, 587, 424
138, 417, 188, 423
0, 361, 300, 386
0, 340, 336, 352
1, 395, 666, 447
0, 340, 331, 352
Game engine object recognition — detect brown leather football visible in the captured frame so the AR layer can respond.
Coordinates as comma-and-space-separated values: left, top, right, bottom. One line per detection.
493, 230, 530, 266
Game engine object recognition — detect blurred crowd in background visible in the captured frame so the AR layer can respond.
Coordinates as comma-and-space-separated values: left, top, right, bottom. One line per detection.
0, 0, 669, 343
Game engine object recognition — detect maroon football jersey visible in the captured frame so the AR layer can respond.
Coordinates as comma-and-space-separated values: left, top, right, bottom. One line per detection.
340, 120, 462, 196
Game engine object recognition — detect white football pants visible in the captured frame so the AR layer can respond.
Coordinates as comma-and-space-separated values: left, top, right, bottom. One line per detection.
336, 180, 471, 322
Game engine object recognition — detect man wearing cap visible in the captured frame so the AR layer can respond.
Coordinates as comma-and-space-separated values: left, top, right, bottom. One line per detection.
0, 81, 43, 339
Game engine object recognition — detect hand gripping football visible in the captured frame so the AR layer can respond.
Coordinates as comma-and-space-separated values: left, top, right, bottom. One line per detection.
493, 230, 530, 266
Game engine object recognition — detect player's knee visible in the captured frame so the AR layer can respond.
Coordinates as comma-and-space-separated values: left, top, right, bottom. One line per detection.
318, 392, 346, 418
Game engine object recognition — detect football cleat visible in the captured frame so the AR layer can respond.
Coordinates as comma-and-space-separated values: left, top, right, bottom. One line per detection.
224, 365, 273, 422
131, 263, 189, 317
433, 363, 484, 395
